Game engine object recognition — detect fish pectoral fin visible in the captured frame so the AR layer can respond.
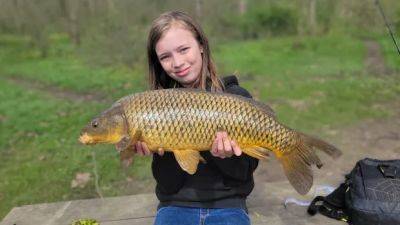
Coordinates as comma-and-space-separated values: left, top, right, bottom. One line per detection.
199, 155, 207, 164
242, 146, 270, 160
115, 135, 131, 153
119, 145, 135, 168
172, 150, 201, 175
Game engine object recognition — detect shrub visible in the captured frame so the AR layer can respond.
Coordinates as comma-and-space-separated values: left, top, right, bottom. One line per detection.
240, 5, 298, 39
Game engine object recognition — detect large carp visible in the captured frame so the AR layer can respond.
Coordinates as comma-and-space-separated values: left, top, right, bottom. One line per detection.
79, 88, 341, 195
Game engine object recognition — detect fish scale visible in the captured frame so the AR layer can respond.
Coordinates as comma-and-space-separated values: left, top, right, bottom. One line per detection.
80, 88, 341, 195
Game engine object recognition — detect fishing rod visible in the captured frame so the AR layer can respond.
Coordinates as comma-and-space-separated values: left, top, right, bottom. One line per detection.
375, 0, 400, 56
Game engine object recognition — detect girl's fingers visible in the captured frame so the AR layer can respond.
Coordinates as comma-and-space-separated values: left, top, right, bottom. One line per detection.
158, 148, 164, 156
142, 142, 151, 155
222, 133, 233, 156
211, 135, 219, 157
231, 140, 242, 156
133, 143, 139, 153
134, 142, 163, 156
217, 132, 224, 155
135, 142, 143, 156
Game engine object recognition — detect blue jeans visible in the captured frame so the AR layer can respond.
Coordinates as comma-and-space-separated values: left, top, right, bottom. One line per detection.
154, 206, 251, 225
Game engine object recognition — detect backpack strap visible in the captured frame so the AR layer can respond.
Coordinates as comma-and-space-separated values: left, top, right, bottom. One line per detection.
221, 75, 253, 99
378, 164, 398, 178
307, 196, 325, 216
307, 183, 349, 222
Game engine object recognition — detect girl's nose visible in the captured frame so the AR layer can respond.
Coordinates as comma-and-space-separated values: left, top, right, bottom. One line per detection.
172, 54, 184, 68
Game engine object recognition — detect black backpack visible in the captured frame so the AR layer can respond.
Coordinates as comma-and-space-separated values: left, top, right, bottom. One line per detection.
308, 158, 400, 225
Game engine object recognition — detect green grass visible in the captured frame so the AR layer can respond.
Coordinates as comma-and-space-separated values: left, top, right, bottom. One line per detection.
0, 79, 153, 219
377, 35, 400, 71
0, 33, 400, 219
214, 34, 400, 131
214, 35, 365, 79
0, 34, 147, 100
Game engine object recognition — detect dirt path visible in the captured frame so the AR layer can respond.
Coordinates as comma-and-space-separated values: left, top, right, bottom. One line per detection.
364, 40, 391, 75
5, 75, 111, 104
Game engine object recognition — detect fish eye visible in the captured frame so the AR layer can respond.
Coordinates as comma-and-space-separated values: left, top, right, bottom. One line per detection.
91, 120, 99, 128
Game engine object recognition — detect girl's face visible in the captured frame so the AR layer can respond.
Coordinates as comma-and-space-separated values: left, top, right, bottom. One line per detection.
155, 24, 203, 87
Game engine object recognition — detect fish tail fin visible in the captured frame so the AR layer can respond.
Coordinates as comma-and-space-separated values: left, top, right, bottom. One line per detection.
300, 132, 342, 159
276, 132, 342, 195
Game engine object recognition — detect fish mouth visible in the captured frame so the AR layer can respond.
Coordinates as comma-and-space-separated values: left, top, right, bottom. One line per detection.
78, 133, 95, 145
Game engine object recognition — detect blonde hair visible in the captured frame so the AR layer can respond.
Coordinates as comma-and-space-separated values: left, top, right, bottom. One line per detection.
147, 11, 223, 92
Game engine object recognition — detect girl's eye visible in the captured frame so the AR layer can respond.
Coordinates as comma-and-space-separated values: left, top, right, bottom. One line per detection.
180, 47, 189, 53
159, 55, 170, 61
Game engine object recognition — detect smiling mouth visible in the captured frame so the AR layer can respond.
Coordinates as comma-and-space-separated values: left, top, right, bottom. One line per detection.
175, 67, 190, 76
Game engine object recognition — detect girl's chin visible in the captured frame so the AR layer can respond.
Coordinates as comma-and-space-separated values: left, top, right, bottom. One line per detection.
176, 74, 196, 84
180, 77, 199, 87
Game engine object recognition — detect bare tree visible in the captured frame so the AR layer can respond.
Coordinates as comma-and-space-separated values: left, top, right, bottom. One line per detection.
60, 0, 81, 46
195, 0, 202, 20
238, 0, 247, 15
86, 0, 96, 15
308, 0, 317, 35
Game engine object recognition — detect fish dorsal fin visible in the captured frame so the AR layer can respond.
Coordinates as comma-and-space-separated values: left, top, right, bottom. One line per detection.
172, 150, 202, 174
242, 146, 270, 160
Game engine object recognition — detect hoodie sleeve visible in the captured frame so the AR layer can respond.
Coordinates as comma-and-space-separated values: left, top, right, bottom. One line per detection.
210, 83, 259, 181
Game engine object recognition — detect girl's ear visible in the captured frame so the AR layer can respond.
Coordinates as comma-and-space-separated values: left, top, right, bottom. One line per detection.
200, 46, 204, 53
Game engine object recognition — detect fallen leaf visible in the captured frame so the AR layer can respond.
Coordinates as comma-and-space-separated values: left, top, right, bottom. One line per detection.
123, 83, 132, 89
71, 172, 91, 188
57, 111, 67, 117
287, 99, 309, 111
0, 114, 7, 122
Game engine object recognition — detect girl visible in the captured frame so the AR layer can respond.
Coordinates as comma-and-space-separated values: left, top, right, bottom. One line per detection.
135, 11, 258, 225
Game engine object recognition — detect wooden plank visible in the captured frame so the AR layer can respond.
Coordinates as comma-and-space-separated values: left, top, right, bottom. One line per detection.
1, 194, 157, 225
1, 182, 342, 225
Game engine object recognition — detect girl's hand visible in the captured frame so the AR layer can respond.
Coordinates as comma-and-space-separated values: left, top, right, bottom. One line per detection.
211, 131, 242, 159
134, 141, 164, 156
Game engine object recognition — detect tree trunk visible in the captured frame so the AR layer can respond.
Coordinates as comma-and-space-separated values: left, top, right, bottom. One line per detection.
296, 0, 307, 36
195, 0, 202, 20
60, 0, 81, 46
106, 0, 116, 14
12, 0, 24, 32
339, 0, 352, 19
308, 0, 317, 35
86, 0, 96, 15
238, 0, 247, 15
